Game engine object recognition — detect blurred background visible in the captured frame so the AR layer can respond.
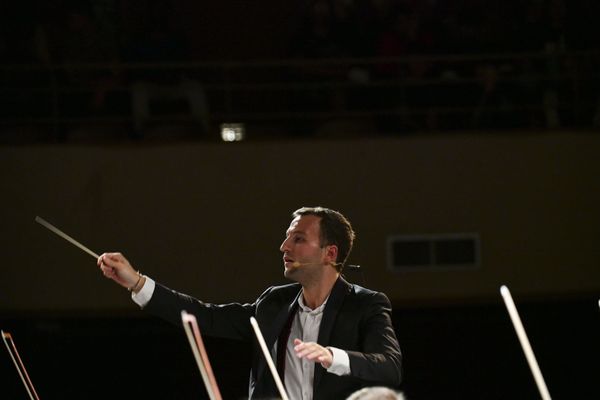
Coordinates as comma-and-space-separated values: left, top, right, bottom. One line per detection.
1, 1, 599, 399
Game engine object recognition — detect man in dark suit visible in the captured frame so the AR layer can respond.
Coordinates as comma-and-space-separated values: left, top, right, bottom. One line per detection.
99, 206, 402, 399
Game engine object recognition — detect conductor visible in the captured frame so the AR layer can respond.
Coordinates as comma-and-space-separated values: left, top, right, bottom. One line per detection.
98, 206, 402, 399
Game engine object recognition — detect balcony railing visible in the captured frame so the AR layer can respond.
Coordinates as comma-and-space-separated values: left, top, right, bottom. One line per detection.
1, 50, 599, 142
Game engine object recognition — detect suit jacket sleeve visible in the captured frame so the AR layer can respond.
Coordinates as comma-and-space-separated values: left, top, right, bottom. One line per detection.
345, 291, 402, 386
143, 282, 260, 341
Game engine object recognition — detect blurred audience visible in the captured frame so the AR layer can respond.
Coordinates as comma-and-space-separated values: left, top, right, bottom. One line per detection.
1, 0, 598, 140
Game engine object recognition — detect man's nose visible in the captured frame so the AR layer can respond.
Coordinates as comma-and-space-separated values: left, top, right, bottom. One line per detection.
280, 238, 290, 252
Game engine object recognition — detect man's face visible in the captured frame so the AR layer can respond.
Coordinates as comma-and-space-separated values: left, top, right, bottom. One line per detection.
280, 215, 328, 281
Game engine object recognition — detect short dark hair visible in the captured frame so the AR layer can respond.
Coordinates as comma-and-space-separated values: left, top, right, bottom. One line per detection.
292, 206, 355, 271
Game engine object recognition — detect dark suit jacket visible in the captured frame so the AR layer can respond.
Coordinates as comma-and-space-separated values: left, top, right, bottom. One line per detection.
145, 276, 402, 399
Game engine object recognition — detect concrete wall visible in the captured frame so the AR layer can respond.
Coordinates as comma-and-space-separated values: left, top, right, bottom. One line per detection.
2, 131, 599, 312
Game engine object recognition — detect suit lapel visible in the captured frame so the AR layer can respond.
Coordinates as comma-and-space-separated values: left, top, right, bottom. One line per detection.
265, 291, 301, 349
313, 276, 352, 391
256, 288, 302, 388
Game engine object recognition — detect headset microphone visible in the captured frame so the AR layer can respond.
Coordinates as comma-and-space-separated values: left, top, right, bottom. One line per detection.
291, 261, 360, 270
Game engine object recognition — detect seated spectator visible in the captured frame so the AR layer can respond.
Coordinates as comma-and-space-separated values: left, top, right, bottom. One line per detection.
51, 3, 122, 113
121, 1, 209, 136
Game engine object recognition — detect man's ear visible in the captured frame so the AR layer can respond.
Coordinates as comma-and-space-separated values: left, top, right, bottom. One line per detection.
325, 245, 338, 265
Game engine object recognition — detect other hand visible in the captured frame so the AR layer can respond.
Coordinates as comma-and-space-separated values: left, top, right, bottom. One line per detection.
293, 338, 333, 369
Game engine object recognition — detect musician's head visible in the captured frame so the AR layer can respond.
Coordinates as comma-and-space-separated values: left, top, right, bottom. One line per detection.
346, 386, 406, 400
291, 206, 355, 271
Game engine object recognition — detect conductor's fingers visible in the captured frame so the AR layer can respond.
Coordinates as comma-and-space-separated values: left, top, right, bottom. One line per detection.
100, 263, 116, 278
97, 253, 107, 267
101, 254, 124, 269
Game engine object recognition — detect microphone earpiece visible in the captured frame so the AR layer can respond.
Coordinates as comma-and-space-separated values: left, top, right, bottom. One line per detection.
291, 261, 360, 269
291, 261, 337, 268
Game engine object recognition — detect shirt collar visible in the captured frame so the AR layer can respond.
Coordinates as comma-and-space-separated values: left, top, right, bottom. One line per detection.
297, 293, 329, 315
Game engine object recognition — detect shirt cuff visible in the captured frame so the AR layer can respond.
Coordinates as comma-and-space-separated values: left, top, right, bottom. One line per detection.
131, 276, 155, 308
326, 346, 351, 376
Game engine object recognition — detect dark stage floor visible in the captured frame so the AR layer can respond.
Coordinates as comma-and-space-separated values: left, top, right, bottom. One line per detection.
2, 296, 598, 399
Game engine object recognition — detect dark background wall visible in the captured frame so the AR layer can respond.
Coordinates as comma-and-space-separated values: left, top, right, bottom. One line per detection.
2, 132, 599, 311
1, 132, 599, 399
